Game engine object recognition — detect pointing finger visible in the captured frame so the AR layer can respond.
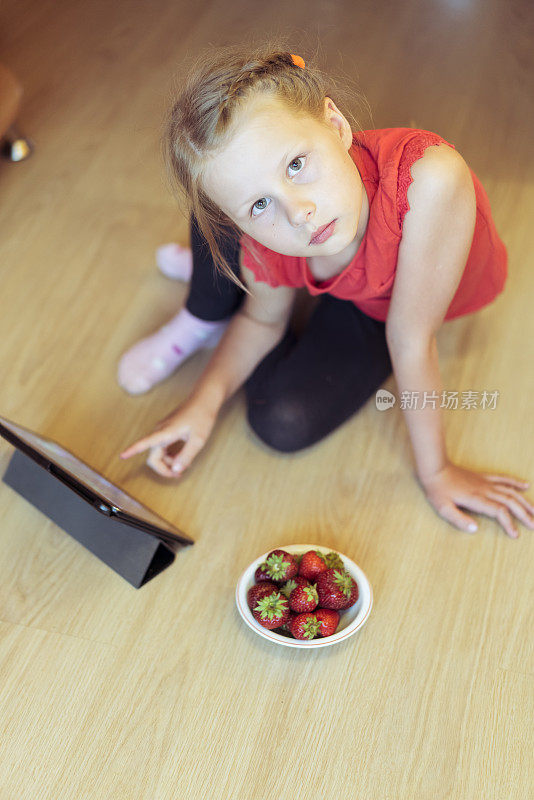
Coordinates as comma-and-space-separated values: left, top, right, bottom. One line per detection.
120, 437, 158, 459
120, 430, 186, 460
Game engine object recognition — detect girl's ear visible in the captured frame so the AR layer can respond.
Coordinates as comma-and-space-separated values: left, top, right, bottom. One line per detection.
323, 96, 353, 149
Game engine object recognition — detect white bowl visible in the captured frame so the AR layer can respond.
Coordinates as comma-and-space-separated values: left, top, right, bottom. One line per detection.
235, 544, 373, 649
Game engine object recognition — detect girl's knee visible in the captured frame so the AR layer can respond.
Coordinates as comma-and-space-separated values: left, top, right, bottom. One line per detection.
246, 395, 315, 453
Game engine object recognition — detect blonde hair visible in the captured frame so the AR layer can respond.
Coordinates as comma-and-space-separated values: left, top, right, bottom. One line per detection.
163, 37, 368, 293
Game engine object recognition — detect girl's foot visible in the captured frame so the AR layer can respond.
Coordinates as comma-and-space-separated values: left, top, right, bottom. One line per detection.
156, 243, 193, 281
117, 307, 229, 395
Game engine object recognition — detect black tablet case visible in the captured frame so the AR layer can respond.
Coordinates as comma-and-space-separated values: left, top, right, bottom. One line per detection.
3, 447, 178, 589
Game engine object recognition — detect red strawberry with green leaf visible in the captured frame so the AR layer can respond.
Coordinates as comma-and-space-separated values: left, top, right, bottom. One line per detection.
279, 575, 308, 599
289, 582, 319, 613
316, 568, 359, 610
278, 611, 298, 634
298, 550, 328, 581
289, 612, 321, 640
247, 581, 279, 610
252, 591, 290, 630
260, 549, 298, 583
254, 562, 273, 582
315, 608, 340, 637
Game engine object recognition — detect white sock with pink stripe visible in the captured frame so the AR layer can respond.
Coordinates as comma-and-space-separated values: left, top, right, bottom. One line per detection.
117, 307, 229, 395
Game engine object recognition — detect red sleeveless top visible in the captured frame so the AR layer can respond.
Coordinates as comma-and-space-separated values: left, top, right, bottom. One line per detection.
239, 127, 508, 322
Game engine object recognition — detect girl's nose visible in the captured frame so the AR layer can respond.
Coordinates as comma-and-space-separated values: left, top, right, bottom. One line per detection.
287, 195, 315, 227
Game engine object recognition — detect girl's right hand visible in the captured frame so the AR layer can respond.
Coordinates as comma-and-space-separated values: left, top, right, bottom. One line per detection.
119, 398, 218, 479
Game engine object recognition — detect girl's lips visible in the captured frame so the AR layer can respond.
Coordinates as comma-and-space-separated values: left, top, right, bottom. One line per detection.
309, 219, 336, 245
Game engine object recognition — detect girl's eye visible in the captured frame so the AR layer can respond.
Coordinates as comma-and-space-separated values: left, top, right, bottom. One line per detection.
250, 155, 307, 217
251, 197, 270, 217
288, 155, 306, 177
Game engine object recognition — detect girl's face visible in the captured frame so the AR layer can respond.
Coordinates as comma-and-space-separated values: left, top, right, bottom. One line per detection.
201, 93, 367, 259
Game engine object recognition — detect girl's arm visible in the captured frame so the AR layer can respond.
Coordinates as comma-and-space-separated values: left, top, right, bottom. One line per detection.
120, 254, 297, 476
192, 254, 297, 415
386, 145, 534, 538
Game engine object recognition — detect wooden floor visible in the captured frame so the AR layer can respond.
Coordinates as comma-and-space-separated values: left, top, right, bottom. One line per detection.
0, 1, 533, 798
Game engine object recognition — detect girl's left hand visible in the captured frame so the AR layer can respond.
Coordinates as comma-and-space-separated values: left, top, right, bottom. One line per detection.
418, 460, 534, 538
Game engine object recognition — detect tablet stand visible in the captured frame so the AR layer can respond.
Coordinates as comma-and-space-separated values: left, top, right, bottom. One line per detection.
2, 448, 177, 588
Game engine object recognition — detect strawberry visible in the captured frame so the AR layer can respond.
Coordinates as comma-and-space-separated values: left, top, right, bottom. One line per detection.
278, 611, 298, 634
279, 575, 308, 599
289, 582, 319, 613
289, 612, 321, 640
298, 550, 328, 581
316, 568, 359, 610
260, 549, 298, 583
252, 591, 290, 630
254, 562, 274, 582
315, 608, 340, 637
322, 551, 344, 571
247, 581, 279, 610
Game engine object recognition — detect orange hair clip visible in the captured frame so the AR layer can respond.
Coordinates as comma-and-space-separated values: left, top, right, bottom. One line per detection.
290, 54, 305, 69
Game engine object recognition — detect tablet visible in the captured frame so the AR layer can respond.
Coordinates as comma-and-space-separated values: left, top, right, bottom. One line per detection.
0, 415, 193, 548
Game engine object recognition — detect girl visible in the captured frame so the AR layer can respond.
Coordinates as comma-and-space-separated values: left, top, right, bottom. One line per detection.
119, 44, 533, 539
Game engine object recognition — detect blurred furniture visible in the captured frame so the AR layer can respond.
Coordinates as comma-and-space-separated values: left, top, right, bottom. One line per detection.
0, 62, 32, 161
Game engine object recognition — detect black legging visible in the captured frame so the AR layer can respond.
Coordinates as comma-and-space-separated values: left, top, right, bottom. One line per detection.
185, 215, 392, 452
